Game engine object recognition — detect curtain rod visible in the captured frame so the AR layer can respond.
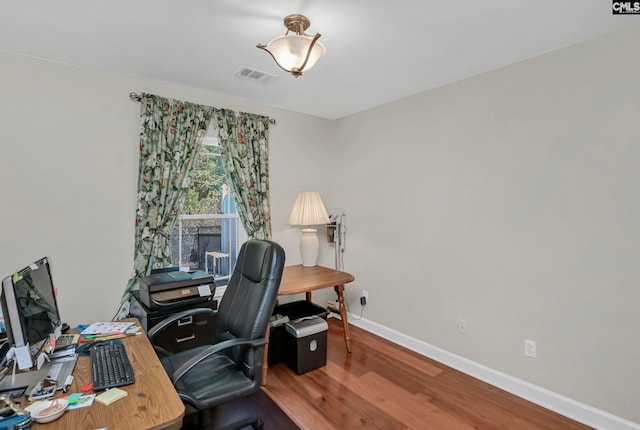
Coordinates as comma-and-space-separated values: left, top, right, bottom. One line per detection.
129, 92, 277, 125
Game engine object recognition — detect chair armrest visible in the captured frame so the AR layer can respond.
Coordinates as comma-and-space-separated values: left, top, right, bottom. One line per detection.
147, 307, 217, 344
172, 337, 268, 383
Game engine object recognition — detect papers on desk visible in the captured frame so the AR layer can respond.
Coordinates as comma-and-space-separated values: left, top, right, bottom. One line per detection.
80, 322, 135, 336
96, 387, 128, 406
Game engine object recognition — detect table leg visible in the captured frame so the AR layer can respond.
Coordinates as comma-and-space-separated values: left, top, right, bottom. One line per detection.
334, 284, 352, 353
305, 291, 312, 302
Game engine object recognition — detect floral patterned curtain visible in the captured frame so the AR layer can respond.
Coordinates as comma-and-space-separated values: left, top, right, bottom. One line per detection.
216, 110, 272, 240
121, 94, 214, 302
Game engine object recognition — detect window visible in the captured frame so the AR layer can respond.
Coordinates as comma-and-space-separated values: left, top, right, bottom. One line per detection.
169, 135, 247, 289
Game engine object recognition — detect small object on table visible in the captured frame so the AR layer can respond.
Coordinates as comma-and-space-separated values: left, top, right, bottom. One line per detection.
81, 382, 94, 392
67, 394, 96, 410
95, 387, 128, 406
29, 398, 69, 423
80, 321, 135, 336
66, 392, 82, 405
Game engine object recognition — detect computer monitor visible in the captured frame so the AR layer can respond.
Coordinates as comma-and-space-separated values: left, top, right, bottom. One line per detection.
0, 302, 6, 342
0, 299, 8, 365
1, 257, 62, 360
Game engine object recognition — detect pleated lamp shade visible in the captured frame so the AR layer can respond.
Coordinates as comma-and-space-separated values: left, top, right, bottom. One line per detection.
288, 192, 329, 267
288, 192, 329, 226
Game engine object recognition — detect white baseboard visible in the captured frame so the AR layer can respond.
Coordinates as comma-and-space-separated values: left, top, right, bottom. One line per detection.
339, 313, 640, 430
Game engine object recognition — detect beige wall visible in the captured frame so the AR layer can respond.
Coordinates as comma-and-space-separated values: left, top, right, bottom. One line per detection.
1, 23, 639, 426
333, 26, 640, 423
0, 51, 334, 326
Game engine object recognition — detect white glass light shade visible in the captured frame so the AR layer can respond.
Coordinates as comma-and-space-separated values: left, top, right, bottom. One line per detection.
265, 35, 326, 74
288, 191, 330, 226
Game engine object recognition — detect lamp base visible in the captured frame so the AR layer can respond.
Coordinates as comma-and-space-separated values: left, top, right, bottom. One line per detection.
299, 228, 319, 267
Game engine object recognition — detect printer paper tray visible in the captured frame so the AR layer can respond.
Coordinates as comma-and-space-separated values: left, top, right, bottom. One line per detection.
147, 295, 214, 309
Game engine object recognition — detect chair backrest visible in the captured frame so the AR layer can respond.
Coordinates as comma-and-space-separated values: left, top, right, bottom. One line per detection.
216, 239, 285, 363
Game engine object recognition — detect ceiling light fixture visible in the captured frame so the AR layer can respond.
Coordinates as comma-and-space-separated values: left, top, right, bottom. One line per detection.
257, 14, 326, 78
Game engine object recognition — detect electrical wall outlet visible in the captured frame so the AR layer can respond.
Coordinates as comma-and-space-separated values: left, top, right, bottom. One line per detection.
524, 339, 537, 358
360, 290, 369, 306
457, 318, 468, 335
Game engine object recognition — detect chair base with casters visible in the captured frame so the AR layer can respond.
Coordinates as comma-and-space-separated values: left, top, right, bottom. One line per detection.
183, 407, 264, 430
148, 239, 285, 430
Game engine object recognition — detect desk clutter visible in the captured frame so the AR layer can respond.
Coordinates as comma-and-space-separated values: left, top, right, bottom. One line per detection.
78, 321, 141, 340
72, 322, 138, 392
0, 256, 185, 428
24, 386, 127, 424
26, 398, 69, 424
95, 387, 127, 406
0, 321, 140, 426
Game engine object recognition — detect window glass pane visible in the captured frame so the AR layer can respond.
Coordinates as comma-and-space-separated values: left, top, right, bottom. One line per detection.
169, 137, 245, 287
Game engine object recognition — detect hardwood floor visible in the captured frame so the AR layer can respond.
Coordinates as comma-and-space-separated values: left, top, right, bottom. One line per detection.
263, 317, 592, 430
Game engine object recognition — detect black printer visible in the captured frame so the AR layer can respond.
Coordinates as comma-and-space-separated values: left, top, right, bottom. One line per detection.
138, 270, 215, 310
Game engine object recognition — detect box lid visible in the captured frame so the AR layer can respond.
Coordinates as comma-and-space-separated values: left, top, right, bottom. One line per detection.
285, 316, 328, 338
140, 270, 214, 293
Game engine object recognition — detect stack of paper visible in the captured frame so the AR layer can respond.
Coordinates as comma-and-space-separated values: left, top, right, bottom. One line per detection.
80, 322, 135, 336
95, 388, 128, 406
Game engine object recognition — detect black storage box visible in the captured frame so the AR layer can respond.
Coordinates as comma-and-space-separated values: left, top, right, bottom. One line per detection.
285, 316, 328, 374
268, 315, 289, 365
268, 301, 329, 365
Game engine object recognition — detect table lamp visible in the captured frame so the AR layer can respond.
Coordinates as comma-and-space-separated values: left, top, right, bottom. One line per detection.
288, 191, 330, 267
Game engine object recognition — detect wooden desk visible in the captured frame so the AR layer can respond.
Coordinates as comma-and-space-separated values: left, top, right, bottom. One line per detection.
31, 319, 184, 430
263, 265, 355, 382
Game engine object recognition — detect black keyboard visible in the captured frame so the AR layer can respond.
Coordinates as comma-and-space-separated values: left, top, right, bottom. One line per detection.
90, 342, 135, 391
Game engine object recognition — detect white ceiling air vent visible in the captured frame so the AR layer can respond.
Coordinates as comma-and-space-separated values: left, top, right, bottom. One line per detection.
234, 67, 278, 84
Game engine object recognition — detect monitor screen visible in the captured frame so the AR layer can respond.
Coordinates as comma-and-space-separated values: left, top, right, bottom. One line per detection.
1, 257, 61, 357
0, 305, 6, 341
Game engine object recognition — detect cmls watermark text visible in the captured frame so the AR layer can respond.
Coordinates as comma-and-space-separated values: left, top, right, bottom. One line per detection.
612, 1, 640, 13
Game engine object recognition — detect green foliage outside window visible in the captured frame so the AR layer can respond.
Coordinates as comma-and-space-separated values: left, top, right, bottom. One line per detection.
182, 144, 227, 216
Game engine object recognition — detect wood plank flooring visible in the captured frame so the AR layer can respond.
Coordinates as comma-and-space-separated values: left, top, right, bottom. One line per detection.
263, 318, 592, 430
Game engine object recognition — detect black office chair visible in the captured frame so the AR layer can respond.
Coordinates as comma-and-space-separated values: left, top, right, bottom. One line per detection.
148, 239, 285, 429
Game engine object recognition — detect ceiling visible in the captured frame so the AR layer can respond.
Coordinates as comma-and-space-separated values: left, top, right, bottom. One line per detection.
1, 1, 637, 119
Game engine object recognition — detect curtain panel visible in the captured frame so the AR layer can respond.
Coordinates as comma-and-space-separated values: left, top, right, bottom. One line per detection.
121, 94, 214, 302
216, 110, 273, 240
